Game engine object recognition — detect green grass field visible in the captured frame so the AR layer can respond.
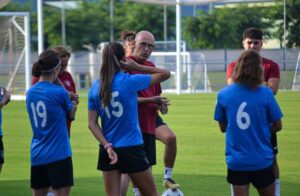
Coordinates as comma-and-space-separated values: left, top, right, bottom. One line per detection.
0, 91, 300, 195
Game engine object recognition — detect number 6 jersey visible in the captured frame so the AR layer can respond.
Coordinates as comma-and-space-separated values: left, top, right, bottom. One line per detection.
214, 84, 283, 171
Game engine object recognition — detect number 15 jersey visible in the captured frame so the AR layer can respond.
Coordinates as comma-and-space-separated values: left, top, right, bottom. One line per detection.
88, 71, 151, 148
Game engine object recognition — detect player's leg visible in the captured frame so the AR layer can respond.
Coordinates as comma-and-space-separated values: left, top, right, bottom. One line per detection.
155, 116, 179, 189
232, 185, 250, 196
97, 145, 121, 195
0, 136, 4, 174
227, 169, 251, 196
120, 174, 130, 196
271, 133, 280, 196
252, 165, 275, 196
31, 164, 51, 196
49, 157, 73, 196
32, 188, 49, 196
103, 170, 121, 196
132, 134, 156, 196
130, 168, 158, 196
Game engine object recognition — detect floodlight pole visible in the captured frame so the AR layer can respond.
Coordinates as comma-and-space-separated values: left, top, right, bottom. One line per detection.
61, 0, 66, 47
283, 0, 286, 70
110, 0, 114, 41
176, 0, 181, 94
37, 0, 44, 54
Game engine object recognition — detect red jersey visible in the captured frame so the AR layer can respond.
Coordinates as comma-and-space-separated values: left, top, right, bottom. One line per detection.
227, 57, 280, 82
127, 56, 162, 135
31, 71, 76, 135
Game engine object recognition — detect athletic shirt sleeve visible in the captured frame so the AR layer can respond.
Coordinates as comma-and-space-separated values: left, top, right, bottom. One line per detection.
262, 58, 280, 80
226, 61, 236, 79
125, 73, 152, 92
214, 90, 227, 123
88, 80, 99, 111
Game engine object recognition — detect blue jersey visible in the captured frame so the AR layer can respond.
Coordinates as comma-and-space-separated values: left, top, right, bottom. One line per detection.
26, 81, 73, 166
214, 84, 283, 171
88, 71, 151, 148
0, 85, 2, 136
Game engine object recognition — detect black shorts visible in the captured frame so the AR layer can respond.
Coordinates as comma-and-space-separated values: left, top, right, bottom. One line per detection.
97, 144, 150, 173
0, 136, 4, 164
227, 165, 275, 189
156, 115, 166, 128
142, 133, 156, 166
31, 157, 73, 189
271, 133, 278, 154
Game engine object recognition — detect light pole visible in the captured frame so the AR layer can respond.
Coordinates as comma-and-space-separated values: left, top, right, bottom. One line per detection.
61, 0, 66, 47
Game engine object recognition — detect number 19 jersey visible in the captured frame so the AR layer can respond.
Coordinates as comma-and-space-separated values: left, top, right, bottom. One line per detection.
26, 81, 73, 166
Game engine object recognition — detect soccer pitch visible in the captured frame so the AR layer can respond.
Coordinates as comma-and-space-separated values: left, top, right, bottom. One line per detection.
0, 91, 299, 195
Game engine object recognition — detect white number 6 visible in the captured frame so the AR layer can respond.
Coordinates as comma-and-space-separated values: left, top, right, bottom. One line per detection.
236, 102, 250, 130
31, 101, 47, 128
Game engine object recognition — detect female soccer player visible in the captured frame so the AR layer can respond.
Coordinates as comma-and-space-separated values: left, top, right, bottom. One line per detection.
26, 50, 77, 196
88, 42, 170, 196
32, 46, 78, 137
214, 50, 283, 196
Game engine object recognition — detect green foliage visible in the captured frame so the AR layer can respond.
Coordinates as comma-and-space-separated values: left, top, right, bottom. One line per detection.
182, 5, 273, 49
272, 0, 300, 48
114, 2, 175, 41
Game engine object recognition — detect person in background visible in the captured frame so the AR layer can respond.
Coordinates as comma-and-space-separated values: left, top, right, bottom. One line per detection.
32, 46, 78, 137
216, 49, 283, 196
120, 30, 180, 196
0, 86, 11, 174
26, 50, 77, 196
227, 27, 281, 196
88, 42, 170, 195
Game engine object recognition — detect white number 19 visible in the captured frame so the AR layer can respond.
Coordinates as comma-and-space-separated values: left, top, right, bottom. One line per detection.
31, 101, 47, 128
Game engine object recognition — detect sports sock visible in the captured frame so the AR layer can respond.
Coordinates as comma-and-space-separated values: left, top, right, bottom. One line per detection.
133, 187, 139, 196
164, 167, 173, 179
230, 184, 234, 196
275, 179, 280, 196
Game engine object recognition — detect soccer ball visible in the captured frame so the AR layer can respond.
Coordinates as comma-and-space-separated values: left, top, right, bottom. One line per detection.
162, 188, 184, 196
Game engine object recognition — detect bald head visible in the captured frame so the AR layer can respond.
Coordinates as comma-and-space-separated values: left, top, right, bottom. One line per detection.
135, 31, 155, 44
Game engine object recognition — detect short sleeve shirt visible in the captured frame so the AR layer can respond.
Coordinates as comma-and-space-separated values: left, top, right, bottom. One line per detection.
26, 82, 73, 166
214, 84, 283, 171
88, 71, 151, 148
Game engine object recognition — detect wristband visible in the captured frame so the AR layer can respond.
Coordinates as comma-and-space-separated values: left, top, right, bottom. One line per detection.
104, 143, 113, 150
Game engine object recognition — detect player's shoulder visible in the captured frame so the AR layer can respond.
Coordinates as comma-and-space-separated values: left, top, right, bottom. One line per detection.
262, 57, 279, 66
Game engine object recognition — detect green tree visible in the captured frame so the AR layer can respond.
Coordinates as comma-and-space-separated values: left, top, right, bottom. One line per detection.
183, 5, 273, 49
44, 1, 111, 51
114, 1, 176, 41
272, 0, 300, 48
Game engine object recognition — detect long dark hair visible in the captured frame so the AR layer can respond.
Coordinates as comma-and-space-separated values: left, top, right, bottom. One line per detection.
232, 50, 263, 89
32, 50, 60, 77
99, 42, 125, 107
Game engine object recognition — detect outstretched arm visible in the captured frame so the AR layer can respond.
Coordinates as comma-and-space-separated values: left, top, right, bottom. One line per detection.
121, 59, 170, 85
